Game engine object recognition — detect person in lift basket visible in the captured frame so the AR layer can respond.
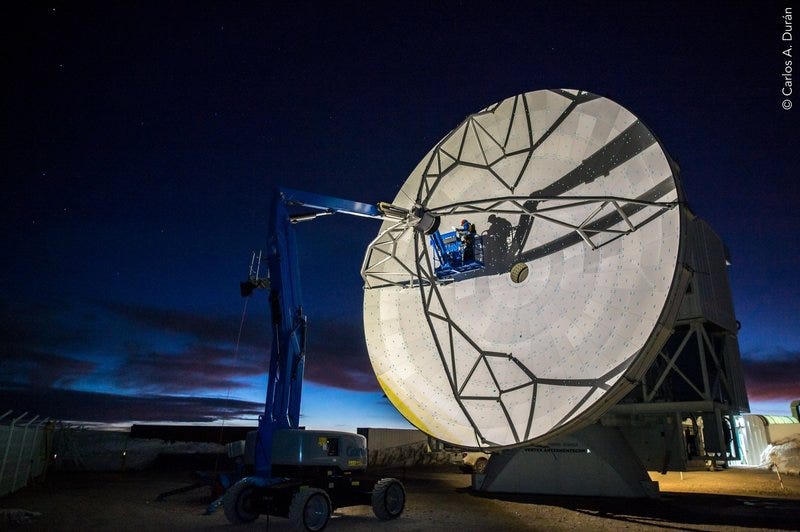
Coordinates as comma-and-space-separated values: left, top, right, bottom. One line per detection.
457, 219, 477, 263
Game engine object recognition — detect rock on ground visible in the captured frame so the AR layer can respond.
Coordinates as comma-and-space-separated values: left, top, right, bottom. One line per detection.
762, 434, 800, 475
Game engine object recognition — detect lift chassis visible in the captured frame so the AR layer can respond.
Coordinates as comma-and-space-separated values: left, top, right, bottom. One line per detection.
225, 188, 416, 530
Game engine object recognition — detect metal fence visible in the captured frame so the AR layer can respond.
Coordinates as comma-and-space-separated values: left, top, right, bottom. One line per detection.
0, 411, 53, 496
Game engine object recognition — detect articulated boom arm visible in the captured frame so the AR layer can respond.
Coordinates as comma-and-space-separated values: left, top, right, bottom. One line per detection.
247, 187, 422, 477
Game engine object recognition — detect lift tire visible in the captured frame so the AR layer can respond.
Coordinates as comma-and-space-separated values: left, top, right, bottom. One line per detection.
223, 478, 259, 524
371, 478, 405, 520
288, 488, 331, 531
474, 457, 488, 474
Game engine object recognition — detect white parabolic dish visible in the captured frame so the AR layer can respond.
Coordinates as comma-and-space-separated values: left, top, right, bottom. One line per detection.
362, 89, 686, 449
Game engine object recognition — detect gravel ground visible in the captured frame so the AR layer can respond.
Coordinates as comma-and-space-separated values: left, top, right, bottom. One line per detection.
2, 466, 799, 531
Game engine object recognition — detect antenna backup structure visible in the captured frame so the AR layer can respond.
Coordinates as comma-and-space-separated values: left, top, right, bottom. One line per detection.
362, 89, 748, 496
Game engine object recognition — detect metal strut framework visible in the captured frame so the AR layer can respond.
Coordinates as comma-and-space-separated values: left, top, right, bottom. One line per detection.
362, 193, 676, 289
361, 89, 683, 447
412, 226, 642, 446
426, 194, 676, 251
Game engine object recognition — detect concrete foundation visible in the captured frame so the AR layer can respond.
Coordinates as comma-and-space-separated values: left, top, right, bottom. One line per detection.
473, 424, 659, 498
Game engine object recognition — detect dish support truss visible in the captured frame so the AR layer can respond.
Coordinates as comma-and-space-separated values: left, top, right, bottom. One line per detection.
612, 318, 749, 468
363, 89, 686, 448
361, 193, 676, 447
362, 194, 676, 290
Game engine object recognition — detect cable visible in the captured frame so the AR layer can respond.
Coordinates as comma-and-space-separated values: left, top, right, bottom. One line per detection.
213, 296, 250, 474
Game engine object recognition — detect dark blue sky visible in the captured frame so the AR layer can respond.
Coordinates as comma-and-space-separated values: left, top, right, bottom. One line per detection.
2, 1, 798, 428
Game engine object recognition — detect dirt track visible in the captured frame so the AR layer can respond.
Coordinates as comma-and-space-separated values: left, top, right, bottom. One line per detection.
3, 466, 799, 530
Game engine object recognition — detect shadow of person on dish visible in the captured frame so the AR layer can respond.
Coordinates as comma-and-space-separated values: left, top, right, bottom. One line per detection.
482, 214, 514, 275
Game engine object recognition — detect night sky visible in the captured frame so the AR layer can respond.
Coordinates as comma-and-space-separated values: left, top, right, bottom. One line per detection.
3, 2, 798, 431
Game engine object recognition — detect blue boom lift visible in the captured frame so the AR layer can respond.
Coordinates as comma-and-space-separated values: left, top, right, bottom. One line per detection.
226, 187, 430, 530
428, 226, 485, 279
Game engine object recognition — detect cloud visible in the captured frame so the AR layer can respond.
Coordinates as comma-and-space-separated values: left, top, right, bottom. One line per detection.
1, 298, 380, 400
303, 318, 380, 392
742, 349, 800, 401
98, 299, 269, 348
102, 299, 380, 392
112, 343, 266, 394
0, 347, 97, 388
1, 386, 263, 424
0, 300, 94, 352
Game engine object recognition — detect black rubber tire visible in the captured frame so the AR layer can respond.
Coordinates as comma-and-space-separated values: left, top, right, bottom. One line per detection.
288, 488, 331, 531
223, 478, 259, 524
474, 457, 488, 474
371, 478, 405, 521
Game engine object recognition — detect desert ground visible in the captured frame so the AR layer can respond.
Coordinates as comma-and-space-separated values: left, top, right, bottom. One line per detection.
3, 465, 799, 531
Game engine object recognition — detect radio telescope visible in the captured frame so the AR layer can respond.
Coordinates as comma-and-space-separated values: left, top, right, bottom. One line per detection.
362, 89, 685, 449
